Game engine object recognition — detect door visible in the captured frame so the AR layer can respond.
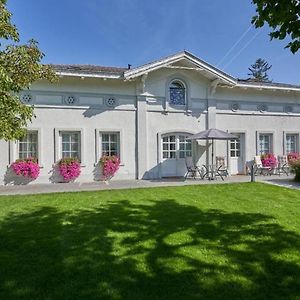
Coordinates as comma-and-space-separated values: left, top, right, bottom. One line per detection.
230, 133, 245, 175
161, 133, 192, 177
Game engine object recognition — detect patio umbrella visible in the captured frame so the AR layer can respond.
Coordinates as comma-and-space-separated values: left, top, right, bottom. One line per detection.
187, 129, 238, 166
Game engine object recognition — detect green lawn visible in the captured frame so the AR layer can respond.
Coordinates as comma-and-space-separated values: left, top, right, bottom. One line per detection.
0, 183, 300, 300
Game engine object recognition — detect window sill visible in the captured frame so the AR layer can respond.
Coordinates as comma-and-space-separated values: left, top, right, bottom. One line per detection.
52, 163, 86, 168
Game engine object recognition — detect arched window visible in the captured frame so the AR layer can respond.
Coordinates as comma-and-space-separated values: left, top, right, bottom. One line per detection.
169, 80, 186, 106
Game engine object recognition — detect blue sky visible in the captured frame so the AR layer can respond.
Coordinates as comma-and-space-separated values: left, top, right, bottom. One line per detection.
8, 0, 300, 84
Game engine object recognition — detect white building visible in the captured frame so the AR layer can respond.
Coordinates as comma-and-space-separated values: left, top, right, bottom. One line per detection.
1, 51, 300, 184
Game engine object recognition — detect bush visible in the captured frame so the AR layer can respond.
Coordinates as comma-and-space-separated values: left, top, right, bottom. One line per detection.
100, 155, 120, 181
261, 153, 277, 168
11, 157, 40, 179
290, 159, 300, 182
58, 157, 81, 181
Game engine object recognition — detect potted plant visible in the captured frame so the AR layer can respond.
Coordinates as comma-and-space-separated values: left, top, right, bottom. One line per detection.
99, 155, 120, 182
289, 157, 300, 182
58, 157, 81, 182
11, 157, 40, 180
261, 153, 277, 168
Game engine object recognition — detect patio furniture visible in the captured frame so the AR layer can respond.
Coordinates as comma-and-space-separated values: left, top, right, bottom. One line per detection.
254, 156, 272, 175
215, 156, 229, 179
187, 128, 238, 169
277, 155, 290, 176
184, 156, 203, 179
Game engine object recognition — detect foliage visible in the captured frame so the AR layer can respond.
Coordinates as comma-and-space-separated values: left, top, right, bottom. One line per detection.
11, 157, 40, 179
58, 157, 81, 181
248, 58, 272, 81
0, 0, 56, 141
0, 183, 300, 299
261, 153, 277, 167
100, 155, 120, 181
289, 158, 300, 181
287, 152, 300, 163
252, 0, 300, 53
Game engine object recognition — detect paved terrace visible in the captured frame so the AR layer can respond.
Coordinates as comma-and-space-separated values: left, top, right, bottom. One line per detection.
0, 175, 299, 196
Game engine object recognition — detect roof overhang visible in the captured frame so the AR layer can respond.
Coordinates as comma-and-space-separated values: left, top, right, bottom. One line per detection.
234, 82, 300, 92
124, 51, 237, 85
56, 72, 123, 79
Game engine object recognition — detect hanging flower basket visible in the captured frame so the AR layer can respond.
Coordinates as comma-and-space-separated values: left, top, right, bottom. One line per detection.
287, 152, 300, 163
58, 158, 81, 182
11, 157, 40, 179
100, 155, 120, 181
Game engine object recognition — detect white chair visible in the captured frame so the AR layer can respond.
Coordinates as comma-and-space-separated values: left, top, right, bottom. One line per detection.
185, 157, 202, 179
215, 156, 229, 180
277, 155, 290, 176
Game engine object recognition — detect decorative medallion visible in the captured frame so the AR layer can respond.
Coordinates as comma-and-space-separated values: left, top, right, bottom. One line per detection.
257, 104, 267, 112
231, 103, 240, 111
64, 95, 77, 105
21, 94, 33, 104
105, 97, 117, 107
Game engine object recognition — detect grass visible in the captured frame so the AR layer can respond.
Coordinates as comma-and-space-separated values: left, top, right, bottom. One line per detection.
0, 183, 300, 300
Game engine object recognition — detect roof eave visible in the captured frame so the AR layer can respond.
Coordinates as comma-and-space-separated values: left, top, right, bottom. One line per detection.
55, 71, 123, 79
235, 83, 300, 92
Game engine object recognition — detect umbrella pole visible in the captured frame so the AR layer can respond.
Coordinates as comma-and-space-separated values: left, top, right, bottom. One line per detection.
212, 139, 214, 166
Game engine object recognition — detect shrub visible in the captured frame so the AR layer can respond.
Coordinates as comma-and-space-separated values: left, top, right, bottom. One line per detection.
11, 157, 40, 179
58, 157, 81, 181
100, 155, 120, 181
261, 153, 277, 168
290, 159, 300, 182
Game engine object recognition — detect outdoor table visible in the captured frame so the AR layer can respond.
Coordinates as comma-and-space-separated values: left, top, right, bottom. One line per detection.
202, 165, 225, 181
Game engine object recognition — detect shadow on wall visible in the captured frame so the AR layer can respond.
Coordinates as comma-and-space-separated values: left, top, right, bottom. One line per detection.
49, 165, 67, 184
3, 166, 36, 185
0, 199, 299, 299
93, 162, 103, 181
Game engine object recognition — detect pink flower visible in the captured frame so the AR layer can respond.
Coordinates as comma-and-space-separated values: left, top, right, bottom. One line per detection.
100, 155, 120, 181
58, 158, 81, 181
261, 153, 277, 168
11, 157, 40, 179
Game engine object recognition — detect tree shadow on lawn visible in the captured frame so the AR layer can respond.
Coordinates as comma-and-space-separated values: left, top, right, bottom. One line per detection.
0, 199, 299, 299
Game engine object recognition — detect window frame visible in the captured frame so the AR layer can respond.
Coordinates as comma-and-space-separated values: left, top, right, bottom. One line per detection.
165, 77, 189, 111
169, 79, 186, 107
95, 129, 124, 165
17, 130, 39, 161
9, 128, 42, 166
257, 132, 274, 155
284, 132, 299, 154
54, 128, 85, 165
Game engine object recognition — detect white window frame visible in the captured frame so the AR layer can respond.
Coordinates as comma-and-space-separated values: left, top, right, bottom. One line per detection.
257, 132, 274, 155
169, 79, 186, 107
284, 132, 299, 154
95, 129, 124, 165
54, 128, 85, 165
161, 133, 192, 160
165, 76, 190, 111
9, 128, 43, 166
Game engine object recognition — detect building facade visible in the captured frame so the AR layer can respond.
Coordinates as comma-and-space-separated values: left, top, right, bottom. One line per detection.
1, 51, 300, 184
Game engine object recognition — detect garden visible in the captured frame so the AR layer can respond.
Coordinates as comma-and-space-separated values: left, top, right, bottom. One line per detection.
0, 183, 299, 299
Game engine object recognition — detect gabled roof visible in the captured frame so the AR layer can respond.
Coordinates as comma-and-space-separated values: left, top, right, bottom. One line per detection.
236, 79, 300, 92
51, 64, 126, 79
124, 50, 237, 85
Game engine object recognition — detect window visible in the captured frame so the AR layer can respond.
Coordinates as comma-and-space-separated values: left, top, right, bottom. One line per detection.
230, 138, 240, 157
169, 80, 186, 106
179, 135, 192, 158
258, 134, 272, 155
100, 132, 120, 157
18, 131, 38, 160
286, 134, 298, 154
61, 131, 81, 160
162, 134, 191, 159
162, 135, 176, 159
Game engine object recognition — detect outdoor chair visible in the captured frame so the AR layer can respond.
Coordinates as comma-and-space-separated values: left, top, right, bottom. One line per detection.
215, 156, 229, 181
185, 156, 203, 179
277, 155, 290, 176
254, 156, 272, 175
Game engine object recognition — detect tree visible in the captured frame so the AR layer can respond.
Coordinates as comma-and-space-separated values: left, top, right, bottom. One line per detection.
252, 0, 300, 54
248, 58, 272, 81
0, 0, 56, 141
